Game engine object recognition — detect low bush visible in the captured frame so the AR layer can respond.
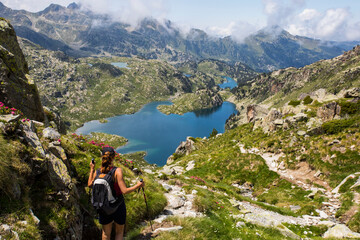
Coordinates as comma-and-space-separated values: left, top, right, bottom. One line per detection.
322, 118, 355, 134
288, 100, 301, 107
339, 101, 360, 116
303, 96, 313, 105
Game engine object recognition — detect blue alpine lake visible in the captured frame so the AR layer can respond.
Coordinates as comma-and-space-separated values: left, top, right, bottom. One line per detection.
76, 101, 237, 166
218, 76, 237, 89
111, 62, 130, 69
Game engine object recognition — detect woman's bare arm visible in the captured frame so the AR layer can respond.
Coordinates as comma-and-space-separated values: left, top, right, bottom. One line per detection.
115, 168, 143, 194
87, 162, 96, 187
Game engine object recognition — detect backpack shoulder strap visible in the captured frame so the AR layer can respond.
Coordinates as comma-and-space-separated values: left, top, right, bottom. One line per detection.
94, 169, 101, 179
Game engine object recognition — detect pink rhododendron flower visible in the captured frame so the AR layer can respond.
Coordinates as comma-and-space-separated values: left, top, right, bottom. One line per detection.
11, 111, 15, 115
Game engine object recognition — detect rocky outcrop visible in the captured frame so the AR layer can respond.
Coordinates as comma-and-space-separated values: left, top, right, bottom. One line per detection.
317, 102, 341, 121
323, 224, 360, 239
1, 115, 84, 239
0, 19, 44, 121
246, 105, 269, 123
167, 137, 196, 164
343, 87, 360, 98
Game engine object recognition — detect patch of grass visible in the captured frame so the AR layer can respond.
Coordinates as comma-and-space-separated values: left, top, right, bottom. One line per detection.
339, 100, 360, 116
336, 191, 354, 218
322, 118, 356, 135
256, 179, 324, 215
283, 223, 328, 238
348, 211, 360, 233
148, 216, 295, 240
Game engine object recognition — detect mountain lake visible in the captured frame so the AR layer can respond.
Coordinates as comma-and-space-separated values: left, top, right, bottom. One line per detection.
76, 100, 237, 166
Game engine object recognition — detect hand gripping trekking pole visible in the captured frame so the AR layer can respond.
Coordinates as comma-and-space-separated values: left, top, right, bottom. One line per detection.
140, 179, 154, 231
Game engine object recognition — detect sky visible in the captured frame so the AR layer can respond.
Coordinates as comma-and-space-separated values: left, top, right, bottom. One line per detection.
2, 0, 360, 42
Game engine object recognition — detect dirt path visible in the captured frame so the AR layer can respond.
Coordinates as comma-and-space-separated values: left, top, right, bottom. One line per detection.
238, 143, 341, 219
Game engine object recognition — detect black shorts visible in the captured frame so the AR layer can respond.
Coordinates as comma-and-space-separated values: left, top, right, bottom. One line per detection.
99, 202, 126, 225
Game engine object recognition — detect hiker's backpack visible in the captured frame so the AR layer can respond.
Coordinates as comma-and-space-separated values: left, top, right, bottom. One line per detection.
91, 167, 124, 215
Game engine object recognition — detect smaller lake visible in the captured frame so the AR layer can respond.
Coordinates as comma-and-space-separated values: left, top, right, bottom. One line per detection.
218, 76, 237, 89
76, 101, 237, 166
111, 62, 130, 69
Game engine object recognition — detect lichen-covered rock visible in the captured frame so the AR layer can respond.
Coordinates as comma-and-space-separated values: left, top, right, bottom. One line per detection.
0, 114, 21, 123
243, 212, 301, 240
48, 141, 70, 170
0, 19, 45, 121
47, 152, 72, 189
323, 224, 360, 239
317, 102, 341, 121
20, 123, 46, 158
42, 127, 61, 141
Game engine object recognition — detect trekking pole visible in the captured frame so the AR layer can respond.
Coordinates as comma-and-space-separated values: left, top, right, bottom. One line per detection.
140, 179, 154, 231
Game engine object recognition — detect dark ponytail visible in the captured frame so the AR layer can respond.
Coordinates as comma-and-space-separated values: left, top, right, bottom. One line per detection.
101, 151, 115, 173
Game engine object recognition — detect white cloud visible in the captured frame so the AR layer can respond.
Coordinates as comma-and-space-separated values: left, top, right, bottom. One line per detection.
285, 7, 360, 41
207, 21, 258, 43
262, 0, 305, 27
78, 0, 169, 27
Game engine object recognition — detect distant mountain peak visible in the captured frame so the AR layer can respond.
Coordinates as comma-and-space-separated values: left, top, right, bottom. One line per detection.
40, 3, 66, 14
67, 2, 80, 10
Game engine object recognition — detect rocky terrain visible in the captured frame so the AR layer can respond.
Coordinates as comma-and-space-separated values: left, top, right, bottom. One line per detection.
0, 2, 357, 72
157, 88, 223, 115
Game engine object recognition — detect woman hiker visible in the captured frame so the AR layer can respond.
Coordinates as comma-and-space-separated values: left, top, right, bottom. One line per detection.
88, 147, 144, 240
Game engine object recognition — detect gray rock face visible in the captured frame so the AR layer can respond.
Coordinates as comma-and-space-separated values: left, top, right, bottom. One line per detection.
343, 87, 360, 98
167, 137, 196, 164
0, 19, 45, 122
0, 114, 21, 123
48, 141, 71, 171
47, 152, 72, 190
317, 102, 341, 121
20, 123, 46, 158
246, 105, 269, 123
42, 127, 61, 141
243, 212, 301, 240
323, 224, 360, 239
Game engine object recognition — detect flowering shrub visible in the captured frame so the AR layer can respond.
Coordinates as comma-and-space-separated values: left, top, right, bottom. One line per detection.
190, 176, 206, 184
71, 133, 135, 169
0, 102, 23, 116
71, 133, 87, 142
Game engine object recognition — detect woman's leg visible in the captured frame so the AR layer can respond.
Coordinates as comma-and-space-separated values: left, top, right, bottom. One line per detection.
115, 223, 125, 240
102, 222, 113, 240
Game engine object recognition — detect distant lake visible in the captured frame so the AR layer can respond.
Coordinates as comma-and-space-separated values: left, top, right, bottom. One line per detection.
111, 62, 130, 69
218, 76, 237, 89
76, 101, 237, 166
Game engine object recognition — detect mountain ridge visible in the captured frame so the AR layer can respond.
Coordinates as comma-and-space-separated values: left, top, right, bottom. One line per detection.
1, 2, 358, 72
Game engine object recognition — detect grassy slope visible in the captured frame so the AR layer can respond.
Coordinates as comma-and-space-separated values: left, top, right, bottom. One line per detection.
144, 97, 360, 239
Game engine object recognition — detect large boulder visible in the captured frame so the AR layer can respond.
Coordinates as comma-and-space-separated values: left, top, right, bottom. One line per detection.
47, 152, 72, 190
0, 19, 44, 122
43, 127, 61, 141
246, 105, 269, 123
323, 224, 360, 239
343, 87, 360, 98
167, 137, 196, 164
20, 122, 46, 158
317, 102, 341, 121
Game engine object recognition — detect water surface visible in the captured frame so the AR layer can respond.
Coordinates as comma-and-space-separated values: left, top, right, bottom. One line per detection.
76, 101, 237, 166
218, 76, 237, 89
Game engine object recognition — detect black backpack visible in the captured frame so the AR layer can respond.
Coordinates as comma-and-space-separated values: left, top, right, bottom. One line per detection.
91, 167, 124, 215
